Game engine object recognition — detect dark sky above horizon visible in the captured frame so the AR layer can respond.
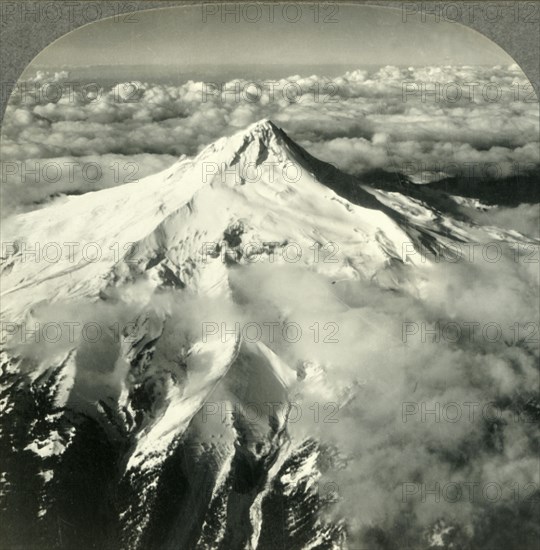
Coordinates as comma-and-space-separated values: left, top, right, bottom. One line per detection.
29, 4, 513, 70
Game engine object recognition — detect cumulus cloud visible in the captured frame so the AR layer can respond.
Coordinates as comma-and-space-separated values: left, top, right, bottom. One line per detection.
222, 250, 539, 548
1, 64, 538, 217
11, 237, 537, 547
463, 203, 540, 239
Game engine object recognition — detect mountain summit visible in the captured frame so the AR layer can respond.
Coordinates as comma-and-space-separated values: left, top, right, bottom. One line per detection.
1, 118, 422, 321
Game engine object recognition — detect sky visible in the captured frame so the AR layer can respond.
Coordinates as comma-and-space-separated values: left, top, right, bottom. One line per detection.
4, 3, 536, 218
29, 4, 513, 70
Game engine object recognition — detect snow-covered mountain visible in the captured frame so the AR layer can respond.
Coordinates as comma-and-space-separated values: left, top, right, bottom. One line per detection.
1, 120, 537, 549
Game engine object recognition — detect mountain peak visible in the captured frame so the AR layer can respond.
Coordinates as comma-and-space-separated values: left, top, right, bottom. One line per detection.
195, 118, 289, 170
247, 118, 279, 131
239, 118, 283, 142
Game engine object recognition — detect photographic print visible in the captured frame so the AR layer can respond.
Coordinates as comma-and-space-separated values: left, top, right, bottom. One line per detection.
0, 3, 539, 549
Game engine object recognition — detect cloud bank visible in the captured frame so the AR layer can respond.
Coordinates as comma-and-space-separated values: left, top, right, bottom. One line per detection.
1, 64, 538, 216
6, 241, 539, 548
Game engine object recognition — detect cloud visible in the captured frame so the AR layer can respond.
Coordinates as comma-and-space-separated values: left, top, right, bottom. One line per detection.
222, 251, 539, 548
463, 203, 540, 239
6, 244, 538, 546
1, 64, 539, 547
1, 65, 538, 217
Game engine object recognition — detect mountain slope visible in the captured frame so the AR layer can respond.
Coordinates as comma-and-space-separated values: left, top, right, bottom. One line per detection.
1, 119, 537, 550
